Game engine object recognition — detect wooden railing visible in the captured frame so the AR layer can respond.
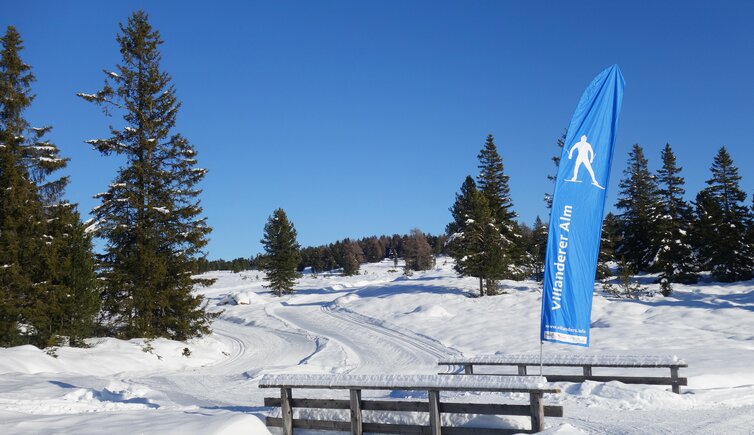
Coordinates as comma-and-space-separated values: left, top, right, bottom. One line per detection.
259, 373, 562, 434
439, 354, 688, 394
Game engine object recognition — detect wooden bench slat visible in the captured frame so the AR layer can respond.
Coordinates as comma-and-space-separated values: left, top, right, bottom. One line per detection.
266, 417, 534, 434
264, 397, 563, 417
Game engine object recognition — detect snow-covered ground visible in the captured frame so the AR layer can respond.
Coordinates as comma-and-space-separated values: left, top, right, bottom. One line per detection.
1, 258, 753, 434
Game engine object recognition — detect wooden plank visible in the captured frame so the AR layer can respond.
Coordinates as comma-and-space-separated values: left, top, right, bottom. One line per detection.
264, 396, 563, 417
350, 389, 363, 435
280, 388, 293, 435
529, 392, 544, 433
447, 372, 687, 386
267, 418, 530, 435
542, 374, 687, 386
265, 397, 562, 417
440, 360, 688, 368
428, 390, 442, 435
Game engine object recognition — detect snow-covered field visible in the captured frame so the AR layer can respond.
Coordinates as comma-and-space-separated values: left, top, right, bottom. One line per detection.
1, 258, 753, 434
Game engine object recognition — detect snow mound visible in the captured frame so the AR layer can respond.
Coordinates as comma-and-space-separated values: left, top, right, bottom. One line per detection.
229, 290, 263, 305
407, 304, 453, 318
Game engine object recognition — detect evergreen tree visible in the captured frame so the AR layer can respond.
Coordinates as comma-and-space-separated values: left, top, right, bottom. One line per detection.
615, 144, 661, 271
530, 216, 548, 281
653, 144, 697, 285
693, 147, 753, 282
337, 240, 362, 276
544, 131, 566, 209
0, 26, 99, 347
596, 213, 620, 279
261, 209, 301, 296
78, 12, 215, 340
450, 187, 507, 296
475, 134, 526, 279
403, 229, 433, 271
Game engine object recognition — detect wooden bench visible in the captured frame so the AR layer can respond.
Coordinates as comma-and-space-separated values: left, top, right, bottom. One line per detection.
439, 354, 687, 394
259, 373, 562, 434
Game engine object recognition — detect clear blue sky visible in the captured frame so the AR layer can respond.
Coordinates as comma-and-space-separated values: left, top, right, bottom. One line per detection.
3, 1, 754, 259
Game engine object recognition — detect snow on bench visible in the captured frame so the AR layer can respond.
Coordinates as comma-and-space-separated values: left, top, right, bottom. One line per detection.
259, 373, 562, 434
439, 353, 688, 394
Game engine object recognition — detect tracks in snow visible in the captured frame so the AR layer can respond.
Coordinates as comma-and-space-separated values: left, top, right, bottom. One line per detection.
269, 296, 461, 374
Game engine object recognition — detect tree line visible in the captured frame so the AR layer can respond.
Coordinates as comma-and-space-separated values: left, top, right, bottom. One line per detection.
0, 12, 214, 347
447, 134, 754, 297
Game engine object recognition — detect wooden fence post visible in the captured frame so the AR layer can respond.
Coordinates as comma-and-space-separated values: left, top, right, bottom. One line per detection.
518, 364, 528, 375
583, 365, 592, 377
464, 364, 473, 374
428, 389, 442, 435
350, 389, 363, 435
529, 391, 544, 433
281, 387, 293, 435
670, 366, 680, 394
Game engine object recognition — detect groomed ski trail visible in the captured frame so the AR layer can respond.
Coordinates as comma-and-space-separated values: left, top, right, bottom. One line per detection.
269, 292, 462, 374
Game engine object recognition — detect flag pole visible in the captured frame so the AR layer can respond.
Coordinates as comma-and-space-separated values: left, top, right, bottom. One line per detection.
539, 341, 543, 376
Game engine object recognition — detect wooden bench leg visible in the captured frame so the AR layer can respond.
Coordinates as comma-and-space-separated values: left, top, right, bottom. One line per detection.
529, 391, 544, 433
281, 387, 293, 435
464, 364, 473, 375
428, 389, 442, 435
670, 366, 680, 394
350, 389, 363, 435
518, 364, 527, 375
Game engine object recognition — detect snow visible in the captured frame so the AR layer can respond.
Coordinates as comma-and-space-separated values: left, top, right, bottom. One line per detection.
259, 373, 549, 390
440, 354, 686, 367
1, 258, 753, 434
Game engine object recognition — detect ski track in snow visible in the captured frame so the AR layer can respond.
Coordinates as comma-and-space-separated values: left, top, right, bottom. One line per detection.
267, 284, 462, 375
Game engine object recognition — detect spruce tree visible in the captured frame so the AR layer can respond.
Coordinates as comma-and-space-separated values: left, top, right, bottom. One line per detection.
615, 144, 661, 271
653, 144, 697, 285
0, 26, 99, 347
78, 12, 214, 340
0, 26, 44, 345
693, 147, 753, 282
530, 216, 548, 281
261, 209, 301, 296
596, 212, 620, 279
544, 131, 566, 209
475, 134, 526, 279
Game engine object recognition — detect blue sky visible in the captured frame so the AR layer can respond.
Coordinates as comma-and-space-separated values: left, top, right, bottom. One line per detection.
3, 1, 754, 259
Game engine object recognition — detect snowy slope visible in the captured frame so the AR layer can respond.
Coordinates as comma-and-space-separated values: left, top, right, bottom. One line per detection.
0, 258, 753, 434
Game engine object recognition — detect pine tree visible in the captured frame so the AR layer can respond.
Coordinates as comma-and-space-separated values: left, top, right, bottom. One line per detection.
0, 26, 44, 345
475, 134, 526, 279
78, 12, 215, 340
652, 144, 697, 285
261, 209, 301, 296
615, 144, 661, 271
596, 213, 620, 279
477, 134, 515, 224
0, 26, 99, 347
403, 229, 433, 271
530, 216, 548, 281
693, 147, 753, 282
447, 176, 478, 237
544, 131, 566, 209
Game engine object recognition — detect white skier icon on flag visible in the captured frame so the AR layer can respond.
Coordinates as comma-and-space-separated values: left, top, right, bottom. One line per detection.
566, 135, 604, 189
